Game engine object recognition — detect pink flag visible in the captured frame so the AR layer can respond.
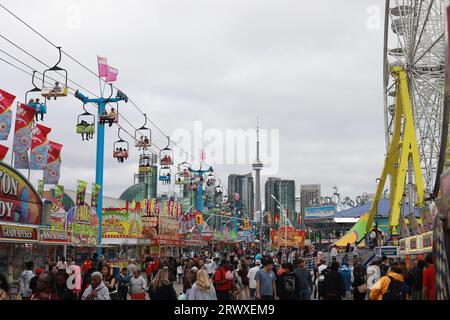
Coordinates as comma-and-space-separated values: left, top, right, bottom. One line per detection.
97, 56, 108, 77
106, 66, 118, 83
234, 193, 240, 201
200, 149, 206, 162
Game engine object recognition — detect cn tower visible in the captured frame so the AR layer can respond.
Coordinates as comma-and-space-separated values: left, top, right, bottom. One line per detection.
253, 118, 263, 251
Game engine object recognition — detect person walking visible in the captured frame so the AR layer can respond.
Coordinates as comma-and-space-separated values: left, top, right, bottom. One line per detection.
238, 259, 250, 300
411, 259, 425, 300
352, 264, 367, 300
278, 263, 297, 300
148, 269, 178, 300
323, 261, 345, 300
130, 270, 146, 300
422, 253, 436, 301
339, 261, 352, 300
116, 267, 131, 301
0, 273, 10, 300
330, 245, 338, 262
369, 263, 405, 300
255, 256, 278, 300
248, 259, 261, 299
81, 272, 111, 300
188, 269, 217, 300
293, 258, 312, 300
30, 271, 60, 300
56, 256, 67, 271
213, 258, 232, 300
317, 260, 328, 300
19, 261, 34, 300
379, 256, 389, 277
55, 270, 76, 300
101, 265, 117, 299
177, 264, 184, 284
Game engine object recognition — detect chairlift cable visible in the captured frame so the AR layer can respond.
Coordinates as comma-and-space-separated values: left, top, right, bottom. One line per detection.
0, 4, 213, 171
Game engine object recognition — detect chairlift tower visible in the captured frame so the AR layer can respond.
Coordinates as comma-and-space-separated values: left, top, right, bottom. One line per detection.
74, 87, 128, 258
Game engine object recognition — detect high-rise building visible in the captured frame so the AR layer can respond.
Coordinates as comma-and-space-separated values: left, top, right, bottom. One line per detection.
300, 184, 321, 227
279, 180, 296, 223
228, 173, 255, 218
264, 177, 281, 226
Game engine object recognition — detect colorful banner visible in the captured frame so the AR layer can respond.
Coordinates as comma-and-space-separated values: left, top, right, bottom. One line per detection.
67, 204, 98, 246
43, 141, 63, 185
37, 179, 44, 198
0, 161, 42, 225
76, 180, 88, 206
0, 110, 12, 141
13, 103, 36, 169
55, 185, 64, 205
0, 144, 8, 161
270, 227, 306, 248
102, 208, 142, 238
142, 215, 158, 239
0, 89, 15, 141
43, 197, 67, 231
30, 124, 51, 170
91, 183, 100, 209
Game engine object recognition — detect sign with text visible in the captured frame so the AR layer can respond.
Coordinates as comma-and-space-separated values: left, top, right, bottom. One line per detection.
0, 162, 42, 225
304, 205, 336, 220
40, 229, 71, 244
0, 224, 38, 241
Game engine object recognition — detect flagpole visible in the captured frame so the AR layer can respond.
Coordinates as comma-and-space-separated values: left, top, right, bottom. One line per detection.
97, 55, 103, 98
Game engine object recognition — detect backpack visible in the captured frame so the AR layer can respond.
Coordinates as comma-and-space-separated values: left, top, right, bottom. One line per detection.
382, 276, 404, 300
283, 273, 296, 294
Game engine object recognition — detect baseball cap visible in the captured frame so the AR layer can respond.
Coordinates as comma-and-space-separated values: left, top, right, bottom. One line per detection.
191, 266, 198, 272
35, 268, 44, 275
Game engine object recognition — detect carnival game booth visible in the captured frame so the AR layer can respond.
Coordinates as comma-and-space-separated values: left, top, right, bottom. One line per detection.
399, 231, 433, 268
0, 161, 43, 282
38, 197, 72, 264
65, 203, 98, 263
101, 208, 142, 261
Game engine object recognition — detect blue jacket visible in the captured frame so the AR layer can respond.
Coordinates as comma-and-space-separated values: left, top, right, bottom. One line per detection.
339, 266, 351, 293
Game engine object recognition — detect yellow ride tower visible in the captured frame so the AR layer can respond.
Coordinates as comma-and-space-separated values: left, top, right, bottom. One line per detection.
366, 66, 425, 236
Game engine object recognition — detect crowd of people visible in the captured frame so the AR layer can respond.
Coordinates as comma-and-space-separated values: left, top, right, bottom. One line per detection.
0, 246, 438, 301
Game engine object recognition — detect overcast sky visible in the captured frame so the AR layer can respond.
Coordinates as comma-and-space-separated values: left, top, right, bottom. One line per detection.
0, 0, 387, 203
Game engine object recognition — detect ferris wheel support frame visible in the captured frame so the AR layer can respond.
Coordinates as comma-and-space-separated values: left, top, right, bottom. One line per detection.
367, 66, 425, 235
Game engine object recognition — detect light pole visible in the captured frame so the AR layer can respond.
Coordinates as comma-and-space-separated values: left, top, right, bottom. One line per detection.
271, 194, 291, 252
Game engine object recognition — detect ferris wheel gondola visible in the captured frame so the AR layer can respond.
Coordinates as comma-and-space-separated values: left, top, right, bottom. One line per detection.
41, 47, 69, 99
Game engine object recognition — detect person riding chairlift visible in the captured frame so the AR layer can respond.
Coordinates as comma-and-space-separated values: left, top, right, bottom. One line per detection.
107, 108, 116, 127
50, 81, 62, 100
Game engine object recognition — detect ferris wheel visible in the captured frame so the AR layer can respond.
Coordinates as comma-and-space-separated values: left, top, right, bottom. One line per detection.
383, 0, 447, 197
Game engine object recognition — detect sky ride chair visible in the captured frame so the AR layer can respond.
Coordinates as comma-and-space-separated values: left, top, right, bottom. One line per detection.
41, 47, 69, 99
25, 71, 47, 121
76, 104, 95, 141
